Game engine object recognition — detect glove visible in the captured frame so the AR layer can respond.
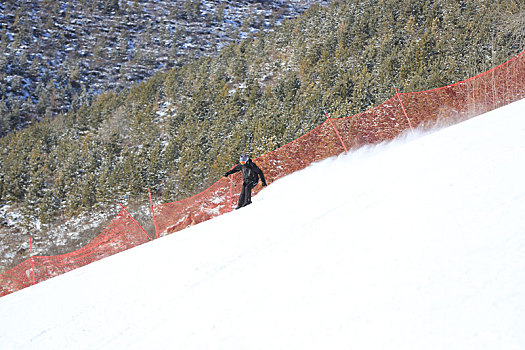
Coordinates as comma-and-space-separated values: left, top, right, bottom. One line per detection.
262, 182, 267, 187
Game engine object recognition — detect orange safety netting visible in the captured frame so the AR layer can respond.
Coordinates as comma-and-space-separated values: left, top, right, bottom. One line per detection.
153, 50, 525, 237
1, 50, 524, 298
0, 208, 151, 297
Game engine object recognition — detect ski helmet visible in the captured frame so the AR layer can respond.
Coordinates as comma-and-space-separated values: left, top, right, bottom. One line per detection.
239, 154, 249, 165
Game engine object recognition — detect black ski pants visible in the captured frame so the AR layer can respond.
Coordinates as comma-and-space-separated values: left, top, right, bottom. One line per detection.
237, 181, 256, 208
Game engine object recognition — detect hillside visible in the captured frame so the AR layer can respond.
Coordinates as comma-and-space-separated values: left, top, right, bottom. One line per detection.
0, 0, 524, 273
1, 98, 523, 349
0, 0, 324, 135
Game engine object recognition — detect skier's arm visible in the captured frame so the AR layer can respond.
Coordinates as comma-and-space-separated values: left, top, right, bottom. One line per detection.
224, 164, 241, 177
255, 164, 267, 186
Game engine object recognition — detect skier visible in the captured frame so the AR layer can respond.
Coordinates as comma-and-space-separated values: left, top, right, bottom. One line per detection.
224, 154, 267, 209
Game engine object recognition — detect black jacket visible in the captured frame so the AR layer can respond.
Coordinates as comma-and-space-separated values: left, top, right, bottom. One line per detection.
225, 159, 267, 186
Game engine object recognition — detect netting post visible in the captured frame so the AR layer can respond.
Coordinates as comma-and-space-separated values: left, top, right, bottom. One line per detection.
148, 188, 159, 239
472, 78, 477, 117
517, 52, 522, 99
512, 59, 520, 101
324, 111, 348, 154
229, 175, 234, 212
483, 75, 487, 113
517, 57, 520, 97
502, 63, 507, 106
29, 236, 36, 285
393, 84, 414, 133
506, 62, 510, 105
492, 69, 497, 108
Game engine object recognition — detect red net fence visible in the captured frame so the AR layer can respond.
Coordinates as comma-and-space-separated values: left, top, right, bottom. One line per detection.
1, 50, 524, 298
154, 50, 525, 237
0, 208, 151, 297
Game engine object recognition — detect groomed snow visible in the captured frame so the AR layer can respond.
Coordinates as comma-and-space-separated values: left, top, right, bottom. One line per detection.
0, 99, 524, 349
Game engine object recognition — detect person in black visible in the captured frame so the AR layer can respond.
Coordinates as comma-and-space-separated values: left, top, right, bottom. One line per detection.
224, 154, 267, 209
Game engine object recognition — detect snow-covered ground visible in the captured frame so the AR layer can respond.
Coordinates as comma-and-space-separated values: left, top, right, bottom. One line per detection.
0, 99, 524, 349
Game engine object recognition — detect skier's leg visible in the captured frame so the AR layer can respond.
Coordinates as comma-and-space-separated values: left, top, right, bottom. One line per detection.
237, 183, 247, 208
244, 182, 255, 206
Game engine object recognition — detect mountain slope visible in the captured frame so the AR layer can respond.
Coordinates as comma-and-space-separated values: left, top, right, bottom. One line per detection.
0, 0, 324, 134
0, 98, 523, 349
1, 0, 523, 273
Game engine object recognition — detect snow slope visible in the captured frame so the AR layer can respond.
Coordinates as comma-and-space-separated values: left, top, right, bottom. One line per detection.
1, 99, 524, 349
